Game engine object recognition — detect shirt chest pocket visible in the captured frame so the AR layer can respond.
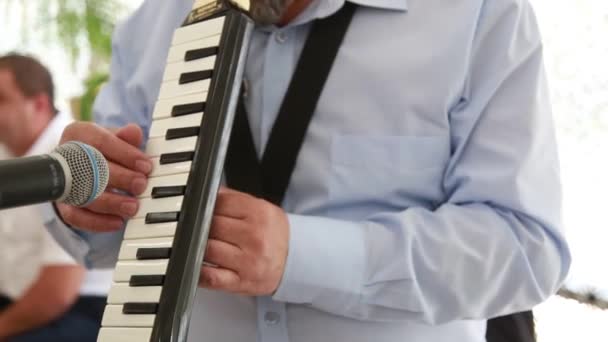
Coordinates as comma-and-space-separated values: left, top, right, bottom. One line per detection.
328, 135, 450, 216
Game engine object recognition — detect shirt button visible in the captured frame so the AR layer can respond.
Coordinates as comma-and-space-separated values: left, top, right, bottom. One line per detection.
264, 311, 281, 325
275, 31, 287, 44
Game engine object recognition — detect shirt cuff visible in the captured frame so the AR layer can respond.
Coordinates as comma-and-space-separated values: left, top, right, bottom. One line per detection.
38, 202, 91, 265
272, 214, 366, 305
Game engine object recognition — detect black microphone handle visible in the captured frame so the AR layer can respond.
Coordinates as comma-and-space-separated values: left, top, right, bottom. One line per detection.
0, 155, 67, 210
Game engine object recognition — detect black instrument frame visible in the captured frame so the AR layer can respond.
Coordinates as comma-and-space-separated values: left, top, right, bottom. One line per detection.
150, 10, 252, 342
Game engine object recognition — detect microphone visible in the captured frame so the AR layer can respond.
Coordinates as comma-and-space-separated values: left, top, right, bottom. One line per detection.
0, 141, 109, 210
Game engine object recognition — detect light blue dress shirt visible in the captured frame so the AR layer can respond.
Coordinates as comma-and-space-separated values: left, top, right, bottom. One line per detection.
44, 0, 571, 340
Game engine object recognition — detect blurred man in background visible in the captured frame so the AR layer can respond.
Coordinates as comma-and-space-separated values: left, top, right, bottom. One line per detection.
0, 53, 112, 341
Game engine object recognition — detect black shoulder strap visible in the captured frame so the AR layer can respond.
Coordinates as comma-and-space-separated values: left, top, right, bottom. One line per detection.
225, 2, 357, 204
224, 98, 264, 197
259, 2, 357, 205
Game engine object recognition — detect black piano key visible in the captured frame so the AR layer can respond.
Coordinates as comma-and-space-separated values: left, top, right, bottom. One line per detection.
166, 126, 200, 140
123, 302, 158, 315
137, 248, 172, 260
145, 211, 180, 224
179, 70, 213, 84
171, 102, 206, 117
151, 186, 186, 199
185, 47, 219, 61
159, 151, 194, 165
129, 275, 165, 287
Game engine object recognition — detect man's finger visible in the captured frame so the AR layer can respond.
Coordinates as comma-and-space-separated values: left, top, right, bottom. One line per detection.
116, 123, 144, 148
199, 265, 241, 292
56, 203, 124, 232
84, 191, 139, 219
209, 215, 246, 245
214, 190, 257, 219
204, 239, 244, 272
218, 186, 244, 195
61, 122, 152, 174
108, 161, 148, 195
93, 125, 151, 173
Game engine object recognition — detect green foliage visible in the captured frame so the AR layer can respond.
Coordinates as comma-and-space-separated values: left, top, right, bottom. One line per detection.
49, 0, 121, 67
80, 72, 109, 121
2, 0, 126, 120
2, 0, 123, 66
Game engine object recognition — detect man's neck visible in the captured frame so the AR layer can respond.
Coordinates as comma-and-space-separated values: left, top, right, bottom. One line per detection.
6, 121, 47, 157
7, 133, 36, 157
278, 0, 314, 26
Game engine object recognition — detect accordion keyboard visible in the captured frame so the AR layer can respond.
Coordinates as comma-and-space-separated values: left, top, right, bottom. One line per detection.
97, 3, 252, 341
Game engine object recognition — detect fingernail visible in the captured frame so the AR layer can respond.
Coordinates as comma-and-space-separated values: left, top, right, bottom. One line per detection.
136, 160, 153, 174
132, 177, 148, 195
120, 202, 138, 217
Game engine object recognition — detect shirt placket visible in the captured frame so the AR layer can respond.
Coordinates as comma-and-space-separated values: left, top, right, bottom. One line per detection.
255, 27, 299, 342
256, 295, 290, 342
259, 28, 298, 153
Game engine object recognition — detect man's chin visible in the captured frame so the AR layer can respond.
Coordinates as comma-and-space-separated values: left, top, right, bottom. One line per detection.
248, 0, 293, 25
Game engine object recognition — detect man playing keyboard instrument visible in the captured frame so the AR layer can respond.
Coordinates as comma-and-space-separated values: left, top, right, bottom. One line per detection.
45, 0, 570, 341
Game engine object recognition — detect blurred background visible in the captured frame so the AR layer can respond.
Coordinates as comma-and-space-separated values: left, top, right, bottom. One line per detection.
0, 0, 607, 341
0, 0, 145, 121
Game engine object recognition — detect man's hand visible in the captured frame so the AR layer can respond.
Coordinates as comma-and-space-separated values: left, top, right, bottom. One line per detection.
200, 187, 290, 296
55, 122, 152, 232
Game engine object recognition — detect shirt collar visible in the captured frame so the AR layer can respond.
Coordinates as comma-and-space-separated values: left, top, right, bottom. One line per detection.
25, 111, 74, 157
345, 0, 407, 11
260, 0, 407, 30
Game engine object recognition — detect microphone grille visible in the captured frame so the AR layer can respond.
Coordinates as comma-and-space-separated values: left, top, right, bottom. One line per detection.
53, 142, 109, 206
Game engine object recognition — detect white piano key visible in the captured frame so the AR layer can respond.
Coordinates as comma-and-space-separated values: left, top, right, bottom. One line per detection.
108, 283, 163, 304
230, 0, 251, 11
97, 327, 152, 342
102, 305, 155, 327
149, 113, 204, 139
113, 260, 169, 282
193, 0, 216, 9
118, 237, 174, 261
152, 92, 207, 120
124, 218, 178, 240
145, 136, 197, 157
135, 196, 184, 219
172, 16, 225, 45
158, 77, 211, 100
150, 157, 192, 178
167, 35, 221, 63
141, 173, 190, 198
163, 56, 216, 82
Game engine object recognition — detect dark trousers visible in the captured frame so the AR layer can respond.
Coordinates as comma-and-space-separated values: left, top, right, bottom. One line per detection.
0, 294, 106, 342
486, 311, 536, 342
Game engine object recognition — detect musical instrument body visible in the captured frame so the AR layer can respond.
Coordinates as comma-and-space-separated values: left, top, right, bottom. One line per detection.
98, 1, 253, 340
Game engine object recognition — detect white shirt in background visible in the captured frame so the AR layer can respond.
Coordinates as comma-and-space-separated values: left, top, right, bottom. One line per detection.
0, 111, 112, 299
